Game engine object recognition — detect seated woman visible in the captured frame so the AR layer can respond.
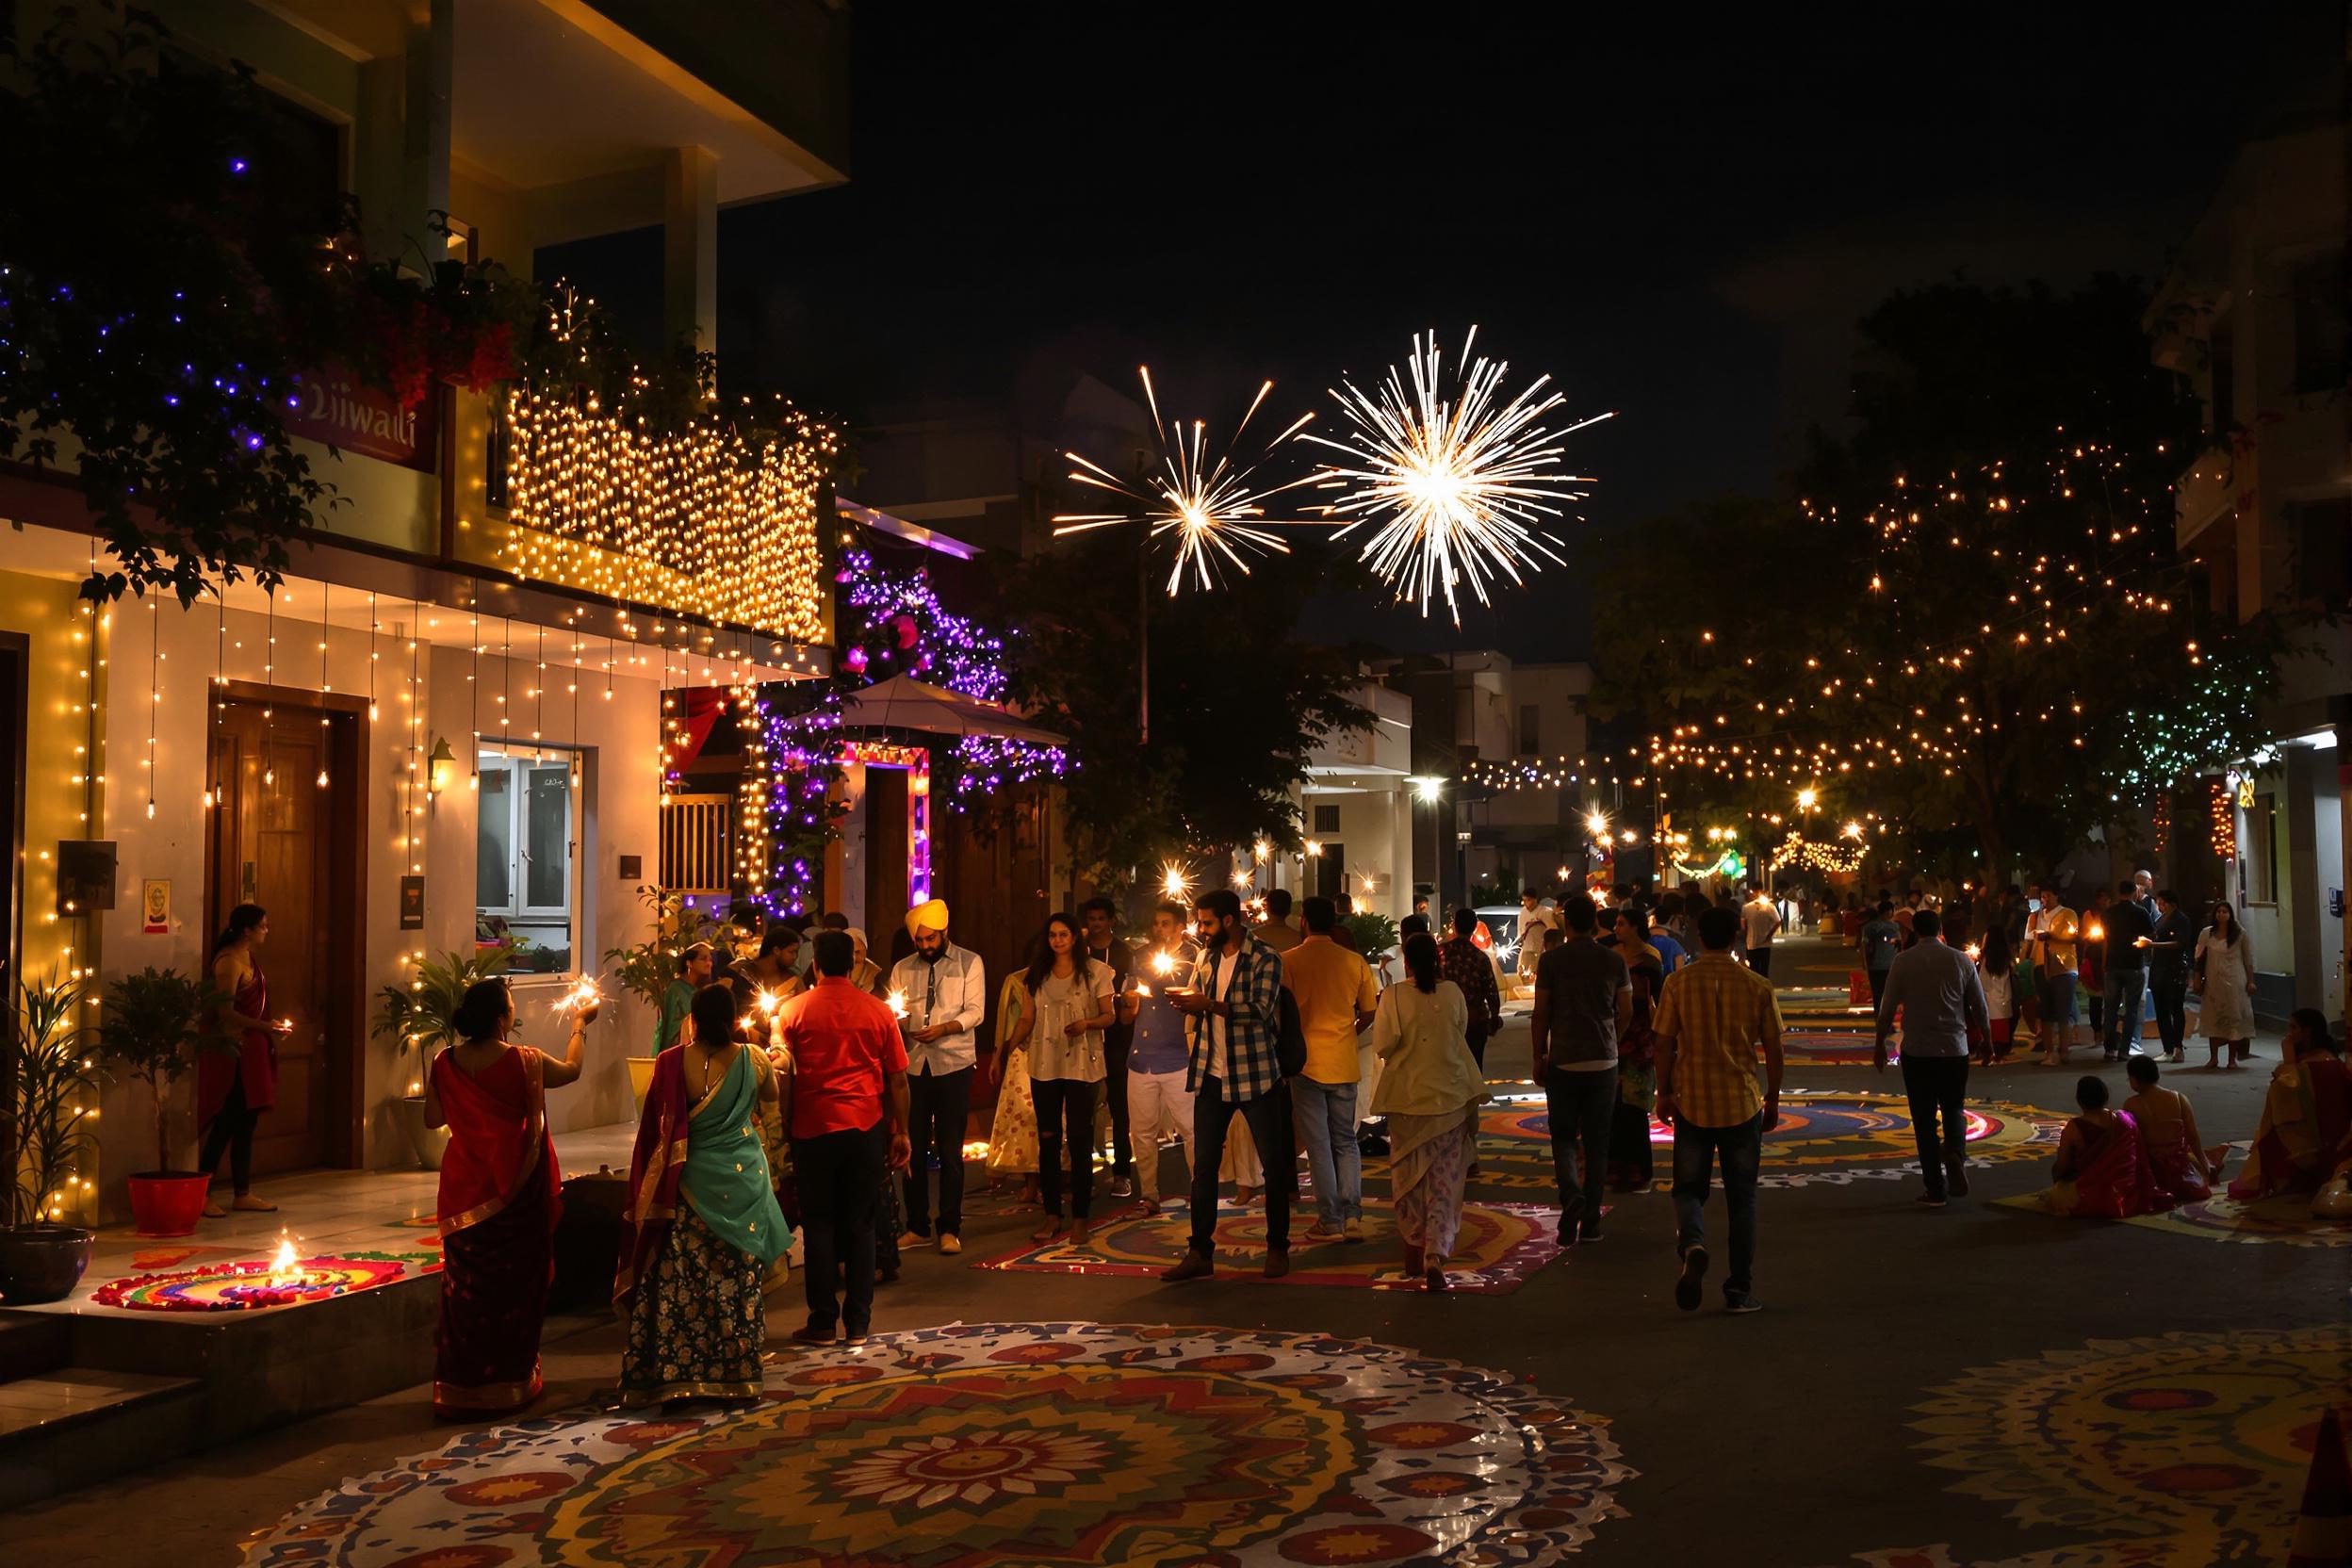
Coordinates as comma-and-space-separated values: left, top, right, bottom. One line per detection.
424, 976, 590, 1418
616, 983, 790, 1405
2228, 1009, 2352, 1201
2034, 1075, 2162, 1218
2122, 1055, 2216, 1208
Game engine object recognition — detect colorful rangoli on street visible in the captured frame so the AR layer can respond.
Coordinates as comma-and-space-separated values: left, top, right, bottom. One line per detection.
1468, 1089, 2063, 1188
241, 1321, 1632, 1566
91, 1251, 431, 1313
974, 1200, 1563, 1292
2116, 1190, 2352, 1247
1845, 1326, 2352, 1567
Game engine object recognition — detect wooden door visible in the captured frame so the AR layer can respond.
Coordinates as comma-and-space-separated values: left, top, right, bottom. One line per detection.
206, 696, 352, 1175
862, 764, 910, 942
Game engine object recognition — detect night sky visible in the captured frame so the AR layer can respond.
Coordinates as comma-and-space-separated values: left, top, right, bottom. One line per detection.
701, 5, 2334, 660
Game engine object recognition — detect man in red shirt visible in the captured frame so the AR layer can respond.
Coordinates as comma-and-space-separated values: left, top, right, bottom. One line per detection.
779, 931, 912, 1348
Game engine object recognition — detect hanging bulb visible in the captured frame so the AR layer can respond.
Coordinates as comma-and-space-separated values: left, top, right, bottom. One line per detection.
316, 769, 329, 788
264, 768, 275, 786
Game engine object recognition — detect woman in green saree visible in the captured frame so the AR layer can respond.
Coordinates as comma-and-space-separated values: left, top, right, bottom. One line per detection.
616, 983, 791, 1407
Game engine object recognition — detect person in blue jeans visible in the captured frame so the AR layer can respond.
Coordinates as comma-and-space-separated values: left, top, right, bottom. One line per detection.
1281, 897, 1379, 1241
2099, 879, 2155, 1060
1651, 905, 1786, 1315
1530, 893, 1630, 1246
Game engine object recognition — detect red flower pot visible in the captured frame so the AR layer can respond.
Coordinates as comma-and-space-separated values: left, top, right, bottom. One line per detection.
127, 1172, 214, 1237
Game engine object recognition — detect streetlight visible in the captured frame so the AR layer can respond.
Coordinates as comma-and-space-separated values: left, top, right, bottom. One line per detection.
1405, 776, 1446, 910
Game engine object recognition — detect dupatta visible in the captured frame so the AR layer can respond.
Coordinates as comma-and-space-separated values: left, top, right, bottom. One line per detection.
614, 1044, 789, 1311
433, 1045, 559, 1237
2066, 1110, 2163, 1219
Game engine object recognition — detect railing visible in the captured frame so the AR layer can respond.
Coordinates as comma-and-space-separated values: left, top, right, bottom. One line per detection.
660, 793, 733, 897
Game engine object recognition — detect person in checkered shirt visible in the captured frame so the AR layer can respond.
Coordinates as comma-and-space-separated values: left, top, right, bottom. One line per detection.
1652, 904, 1786, 1315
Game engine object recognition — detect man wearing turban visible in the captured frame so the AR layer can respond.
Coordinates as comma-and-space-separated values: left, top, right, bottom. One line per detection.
889, 898, 986, 1256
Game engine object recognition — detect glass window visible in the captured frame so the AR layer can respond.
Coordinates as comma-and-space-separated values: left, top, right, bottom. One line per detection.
477, 746, 581, 974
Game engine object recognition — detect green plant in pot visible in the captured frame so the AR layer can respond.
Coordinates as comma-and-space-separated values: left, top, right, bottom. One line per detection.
369, 940, 514, 1169
96, 967, 230, 1237
0, 970, 102, 1304
604, 885, 715, 1105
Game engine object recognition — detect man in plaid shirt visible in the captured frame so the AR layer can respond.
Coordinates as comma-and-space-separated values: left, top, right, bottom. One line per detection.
1439, 906, 1505, 1066
1164, 888, 1295, 1281
1653, 903, 1786, 1316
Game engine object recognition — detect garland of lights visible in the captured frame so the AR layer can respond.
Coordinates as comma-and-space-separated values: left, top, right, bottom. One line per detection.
2209, 779, 2235, 859
1771, 830, 1871, 875
1462, 755, 1639, 792
498, 302, 835, 643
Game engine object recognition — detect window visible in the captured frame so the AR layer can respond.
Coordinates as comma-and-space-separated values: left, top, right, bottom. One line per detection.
478, 746, 581, 973
2246, 791, 2279, 904
1313, 803, 1341, 834
1518, 704, 1540, 755
2291, 249, 2347, 396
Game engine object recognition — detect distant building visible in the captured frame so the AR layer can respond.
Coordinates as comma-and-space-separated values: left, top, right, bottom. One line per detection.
2148, 114, 2349, 1025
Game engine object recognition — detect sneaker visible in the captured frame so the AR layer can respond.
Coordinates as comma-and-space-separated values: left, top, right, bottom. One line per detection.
1263, 1247, 1291, 1279
1916, 1192, 1947, 1209
1302, 1220, 1345, 1243
1723, 1295, 1764, 1315
842, 1331, 870, 1348
1108, 1174, 1135, 1199
1342, 1217, 1364, 1244
1577, 1220, 1605, 1244
1674, 1246, 1708, 1312
1946, 1165, 1970, 1198
938, 1233, 962, 1256
1161, 1250, 1215, 1283
791, 1324, 837, 1347
897, 1230, 932, 1250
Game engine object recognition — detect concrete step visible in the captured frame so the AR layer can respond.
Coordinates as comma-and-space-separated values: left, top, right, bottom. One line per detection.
0, 1367, 206, 1509
0, 1315, 70, 1381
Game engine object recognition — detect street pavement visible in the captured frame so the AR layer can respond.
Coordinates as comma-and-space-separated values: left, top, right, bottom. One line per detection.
7, 936, 2339, 1566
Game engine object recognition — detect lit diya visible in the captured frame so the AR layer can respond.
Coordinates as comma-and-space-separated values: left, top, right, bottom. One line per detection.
92, 1234, 414, 1313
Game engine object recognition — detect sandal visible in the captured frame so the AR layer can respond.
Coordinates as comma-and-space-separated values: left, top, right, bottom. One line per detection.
1030, 1220, 1067, 1244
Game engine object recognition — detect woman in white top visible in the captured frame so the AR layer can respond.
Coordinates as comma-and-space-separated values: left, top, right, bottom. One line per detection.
2193, 902, 2257, 1069
1975, 923, 2017, 1060
1008, 912, 1116, 1244
1370, 933, 1487, 1291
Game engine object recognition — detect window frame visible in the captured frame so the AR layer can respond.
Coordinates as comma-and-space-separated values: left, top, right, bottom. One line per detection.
476, 743, 584, 978
2244, 791, 2279, 906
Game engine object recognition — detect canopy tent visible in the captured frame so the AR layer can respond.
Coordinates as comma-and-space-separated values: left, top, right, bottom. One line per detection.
833, 674, 1069, 745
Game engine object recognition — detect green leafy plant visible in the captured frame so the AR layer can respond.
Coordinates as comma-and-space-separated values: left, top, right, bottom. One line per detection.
369, 940, 516, 1092
7, 971, 98, 1229
603, 885, 717, 1016
95, 968, 230, 1174
1340, 910, 1399, 961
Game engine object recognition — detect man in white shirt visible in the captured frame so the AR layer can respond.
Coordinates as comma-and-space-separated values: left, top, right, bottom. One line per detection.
1517, 890, 1560, 985
1740, 884, 1783, 979
889, 899, 987, 1256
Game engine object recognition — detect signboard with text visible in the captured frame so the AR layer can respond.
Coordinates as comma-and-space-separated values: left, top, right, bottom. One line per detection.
284, 365, 438, 471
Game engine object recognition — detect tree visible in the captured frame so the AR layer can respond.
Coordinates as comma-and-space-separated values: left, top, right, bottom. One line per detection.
996, 533, 1373, 889
1593, 278, 2295, 879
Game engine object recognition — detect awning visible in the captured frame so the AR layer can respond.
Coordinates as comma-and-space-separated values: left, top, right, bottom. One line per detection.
835, 675, 1069, 745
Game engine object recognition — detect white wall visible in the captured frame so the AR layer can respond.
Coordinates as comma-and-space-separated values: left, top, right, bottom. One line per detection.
92, 591, 666, 1197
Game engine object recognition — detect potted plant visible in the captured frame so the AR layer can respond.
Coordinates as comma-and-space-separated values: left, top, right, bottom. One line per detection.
0, 971, 101, 1304
96, 967, 229, 1236
604, 885, 714, 1104
369, 940, 514, 1169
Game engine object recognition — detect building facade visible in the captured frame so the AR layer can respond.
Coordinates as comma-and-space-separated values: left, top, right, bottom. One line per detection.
2, 0, 849, 1212
2149, 115, 2350, 1025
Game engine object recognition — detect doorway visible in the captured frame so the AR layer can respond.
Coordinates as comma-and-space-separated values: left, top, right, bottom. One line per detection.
862, 764, 910, 955
205, 689, 364, 1173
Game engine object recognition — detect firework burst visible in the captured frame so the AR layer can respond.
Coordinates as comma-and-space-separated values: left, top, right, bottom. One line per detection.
1054, 368, 1320, 595
1304, 327, 1613, 623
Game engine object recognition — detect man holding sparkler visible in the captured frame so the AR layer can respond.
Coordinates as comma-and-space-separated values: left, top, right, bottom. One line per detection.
1162, 890, 1294, 1282
1123, 903, 1199, 1215
890, 900, 986, 1256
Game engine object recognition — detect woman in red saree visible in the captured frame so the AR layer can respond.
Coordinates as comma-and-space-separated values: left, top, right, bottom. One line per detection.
2035, 1074, 2163, 1218
2229, 1010, 2352, 1201
200, 904, 290, 1216
2122, 1055, 2217, 1206
424, 977, 590, 1419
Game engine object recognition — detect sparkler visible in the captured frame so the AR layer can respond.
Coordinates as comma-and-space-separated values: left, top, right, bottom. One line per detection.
551, 978, 604, 1016
1303, 327, 1614, 624
1054, 368, 1320, 595
1160, 862, 1194, 903
1150, 951, 1178, 978
886, 988, 910, 1021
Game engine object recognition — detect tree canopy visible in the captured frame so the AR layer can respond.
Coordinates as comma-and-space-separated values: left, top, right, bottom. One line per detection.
1592, 277, 2294, 877
995, 533, 1372, 888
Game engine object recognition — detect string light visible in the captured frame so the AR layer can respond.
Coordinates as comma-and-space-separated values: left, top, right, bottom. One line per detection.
498, 299, 833, 641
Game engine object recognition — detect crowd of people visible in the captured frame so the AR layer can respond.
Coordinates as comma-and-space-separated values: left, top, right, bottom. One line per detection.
395, 863, 2346, 1420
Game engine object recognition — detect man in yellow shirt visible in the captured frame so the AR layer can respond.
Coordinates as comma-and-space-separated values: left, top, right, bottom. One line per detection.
1653, 904, 1786, 1315
1282, 896, 1380, 1242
